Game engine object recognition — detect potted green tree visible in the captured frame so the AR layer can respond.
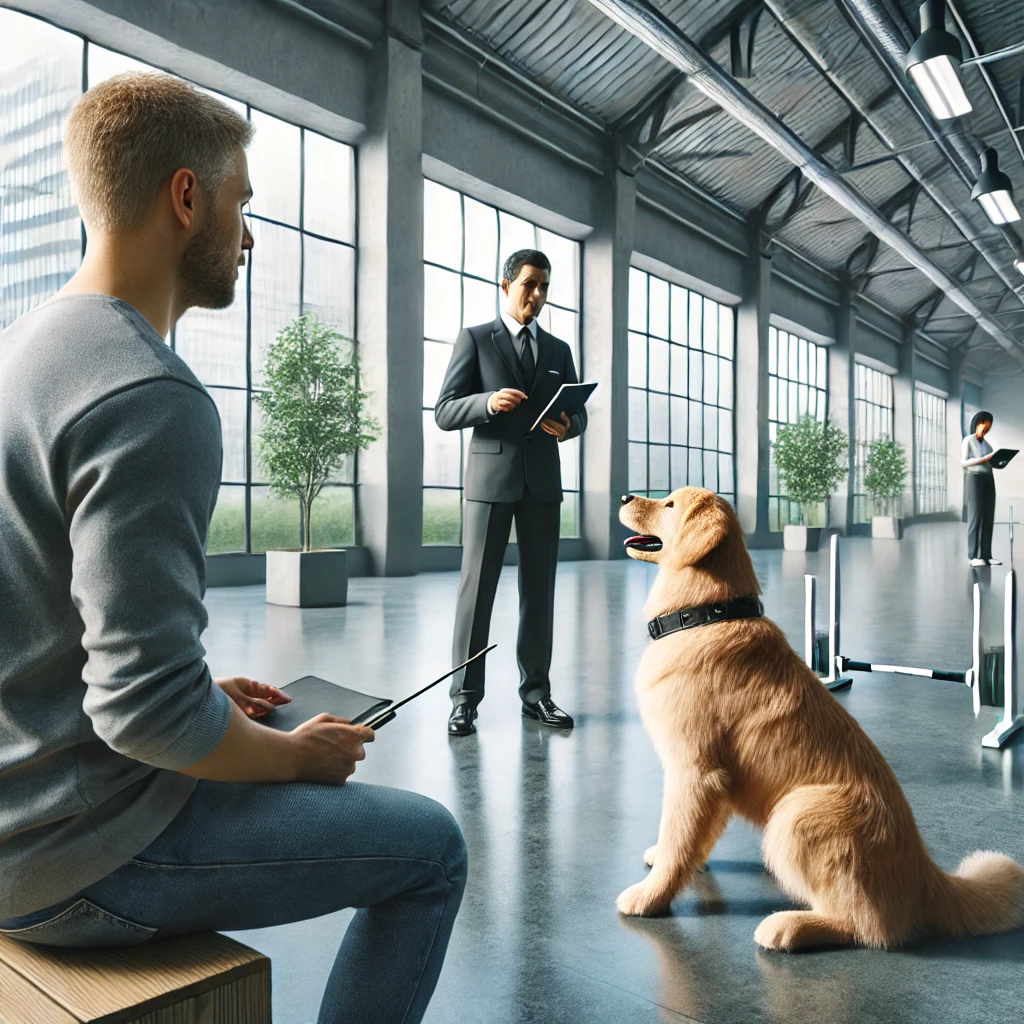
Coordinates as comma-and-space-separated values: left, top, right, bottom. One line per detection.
863, 437, 908, 540
772, 414, 849, 551
255, 313, 379, 607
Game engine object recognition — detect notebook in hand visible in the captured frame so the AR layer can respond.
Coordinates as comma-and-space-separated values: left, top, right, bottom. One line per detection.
530, 381, 597, 433
991, 448, 1018, 470
254, 676, 390, 733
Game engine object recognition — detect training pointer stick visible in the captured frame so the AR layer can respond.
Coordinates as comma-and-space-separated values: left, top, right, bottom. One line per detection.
351, 645, 497, 729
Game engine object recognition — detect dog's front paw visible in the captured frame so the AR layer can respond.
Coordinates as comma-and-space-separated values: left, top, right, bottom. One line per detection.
617, 881, 673, 917
643, 845, 658, 868
754, 913, 795, 951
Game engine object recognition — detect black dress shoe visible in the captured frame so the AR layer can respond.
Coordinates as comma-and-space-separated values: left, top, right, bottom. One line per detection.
522, 697, 574, 729
448, 704, 478, 736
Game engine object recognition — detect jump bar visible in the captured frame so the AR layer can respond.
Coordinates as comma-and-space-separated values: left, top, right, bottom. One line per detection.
840, 658, 968, 684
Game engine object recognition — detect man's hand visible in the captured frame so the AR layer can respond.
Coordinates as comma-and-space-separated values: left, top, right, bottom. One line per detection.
288, 714, 375, 785
540, 412, 572, 441
488, 388, 528, 414
216, 676, 291, 719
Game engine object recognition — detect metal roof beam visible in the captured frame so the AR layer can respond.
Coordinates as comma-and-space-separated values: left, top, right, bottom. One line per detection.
947, 0, 1024, 169
583, 0, 1024, 364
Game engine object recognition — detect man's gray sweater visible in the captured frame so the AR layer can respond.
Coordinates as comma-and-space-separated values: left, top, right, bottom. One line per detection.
0, 294, 234, 920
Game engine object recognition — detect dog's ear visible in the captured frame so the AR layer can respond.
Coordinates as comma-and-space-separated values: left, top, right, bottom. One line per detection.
673, 492, 730, 566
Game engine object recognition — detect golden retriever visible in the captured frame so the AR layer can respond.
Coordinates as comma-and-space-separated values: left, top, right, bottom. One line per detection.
618, 487, 1024, 951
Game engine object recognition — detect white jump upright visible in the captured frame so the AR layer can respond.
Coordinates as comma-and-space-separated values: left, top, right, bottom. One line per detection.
804, 573, 816, 670
971, 581, 983, 717
980, 568, 1024, 749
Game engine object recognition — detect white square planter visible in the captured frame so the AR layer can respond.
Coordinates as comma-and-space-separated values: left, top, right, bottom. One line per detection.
266, 549, 348, 608
871, 515, 903, 540
783, 525, 823, 551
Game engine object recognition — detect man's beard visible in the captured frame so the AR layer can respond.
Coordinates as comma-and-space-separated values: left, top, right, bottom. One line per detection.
176, 212, 241, 312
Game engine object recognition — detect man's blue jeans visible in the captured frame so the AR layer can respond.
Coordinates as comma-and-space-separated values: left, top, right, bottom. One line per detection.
0, 779, 467, 1024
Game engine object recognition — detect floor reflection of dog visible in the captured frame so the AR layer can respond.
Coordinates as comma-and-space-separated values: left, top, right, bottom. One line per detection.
618, 488, 1024, 951
621, 890, 861, 1024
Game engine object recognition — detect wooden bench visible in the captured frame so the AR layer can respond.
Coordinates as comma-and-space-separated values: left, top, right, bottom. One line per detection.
0, 931, 270, 1023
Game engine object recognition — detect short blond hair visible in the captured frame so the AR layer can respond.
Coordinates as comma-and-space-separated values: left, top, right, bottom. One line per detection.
64, 72, 253, 233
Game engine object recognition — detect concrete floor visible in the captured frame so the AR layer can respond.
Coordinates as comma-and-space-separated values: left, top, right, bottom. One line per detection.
205, 522, 1024, 1024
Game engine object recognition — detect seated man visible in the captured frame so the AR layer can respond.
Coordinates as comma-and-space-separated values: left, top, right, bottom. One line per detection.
0, 72, 465, 1024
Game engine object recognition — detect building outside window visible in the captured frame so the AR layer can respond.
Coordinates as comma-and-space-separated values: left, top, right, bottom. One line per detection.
853, 362, 894, 524
767, 326, 828, 531
0, 11, 358, 555
626, 267, 735, 505
0, 11, 82, 331
422, 178, 581, 545
914, 387, 947, 515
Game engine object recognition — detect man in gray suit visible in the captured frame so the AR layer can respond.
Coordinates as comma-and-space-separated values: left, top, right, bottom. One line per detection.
435, 249, 587, 736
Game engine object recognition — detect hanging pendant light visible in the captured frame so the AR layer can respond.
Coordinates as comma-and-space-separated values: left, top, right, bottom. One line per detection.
905, 0, 973, 120
971, 148, 1021, 225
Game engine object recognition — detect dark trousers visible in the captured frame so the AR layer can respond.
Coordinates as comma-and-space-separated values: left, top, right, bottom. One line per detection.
450, 490, 560, 708
966, 471, 996, 560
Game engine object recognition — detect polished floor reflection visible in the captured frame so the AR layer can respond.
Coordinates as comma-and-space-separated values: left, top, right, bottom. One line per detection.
207, 523, 1024, 1024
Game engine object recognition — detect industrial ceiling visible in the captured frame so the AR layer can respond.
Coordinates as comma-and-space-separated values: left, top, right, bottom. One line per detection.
425, 0, 1024, 374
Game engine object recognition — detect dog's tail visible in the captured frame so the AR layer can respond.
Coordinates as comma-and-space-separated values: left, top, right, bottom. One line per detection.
927, 851, 1024, 938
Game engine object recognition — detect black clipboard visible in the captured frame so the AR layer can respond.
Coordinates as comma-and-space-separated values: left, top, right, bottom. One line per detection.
254, 646, 496, 732
253, 677, 389, 733
529, 382, 597, 432
991, 448, 1018, 470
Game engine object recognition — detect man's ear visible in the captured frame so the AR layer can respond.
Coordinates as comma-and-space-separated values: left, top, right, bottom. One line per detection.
673, 493, 730, 567
170, 168, 198, 231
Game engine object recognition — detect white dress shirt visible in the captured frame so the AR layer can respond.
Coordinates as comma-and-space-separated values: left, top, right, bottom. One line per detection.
500, 309, 539, 365
487, 311, 540, 415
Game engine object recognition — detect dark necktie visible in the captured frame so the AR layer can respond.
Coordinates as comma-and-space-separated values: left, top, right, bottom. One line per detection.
518, 327, 536, 390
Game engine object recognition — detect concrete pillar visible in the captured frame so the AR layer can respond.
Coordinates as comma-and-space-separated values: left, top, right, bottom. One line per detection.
582, 167, 635, 560
829, 286, 857, 533
893, 326, 917, 519
356, 0, 423, 575
735, 227, 771, 541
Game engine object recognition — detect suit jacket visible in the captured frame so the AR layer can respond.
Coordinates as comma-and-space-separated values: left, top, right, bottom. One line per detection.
434, 318, 587, 503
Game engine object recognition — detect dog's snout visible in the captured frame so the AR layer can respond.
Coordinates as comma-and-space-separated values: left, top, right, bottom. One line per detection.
621, 494, 635, 505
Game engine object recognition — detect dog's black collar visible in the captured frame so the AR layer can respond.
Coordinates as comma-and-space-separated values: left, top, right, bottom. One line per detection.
647, 596, 764, 641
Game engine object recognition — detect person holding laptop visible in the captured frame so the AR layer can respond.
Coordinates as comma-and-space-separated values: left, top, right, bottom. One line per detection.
435, 249, 588, 736
962, 410, 1001, 567
0, 72, 465, 1024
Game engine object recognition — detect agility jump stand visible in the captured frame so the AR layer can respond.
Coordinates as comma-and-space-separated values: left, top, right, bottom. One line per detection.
977, 569, 1024, 749
981, 505, 1024, 747
805, 533, 1024, 750
802, 535, 852, 692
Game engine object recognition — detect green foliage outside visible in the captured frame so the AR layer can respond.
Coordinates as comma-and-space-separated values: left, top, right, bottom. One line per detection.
207, 485, 355, 554
863, 437, 908, 517
771, 414, 848, 526
253, 314, 378, 551
421, 492, 580, 545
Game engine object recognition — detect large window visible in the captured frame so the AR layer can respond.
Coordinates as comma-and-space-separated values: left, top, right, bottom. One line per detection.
0, 11, 83, 331
422, 179, 581, 544
627, 268, 735, 504
1, 11, 358, 555
199, 108, 356, 555
853, 363, 894, 523
915, 387, 947, 515
768, 326, 828, 530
